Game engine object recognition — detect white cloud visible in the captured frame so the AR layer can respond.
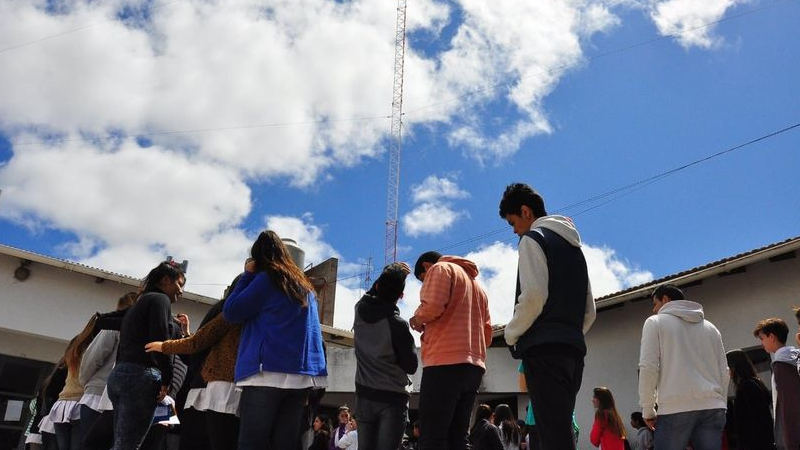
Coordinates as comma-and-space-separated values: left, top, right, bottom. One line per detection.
265, 214, 340, 268
649, 0, 741, 49
403, 175, 469, 237
411, 175, 469, 203
583, 244, 654, 296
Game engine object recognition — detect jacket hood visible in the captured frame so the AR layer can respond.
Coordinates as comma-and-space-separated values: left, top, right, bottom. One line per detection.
658, 300, 704, 323
356, 292, 399, 324
531, 215, 581, 247
439, 255, 479, 278
772, 345, 800, 365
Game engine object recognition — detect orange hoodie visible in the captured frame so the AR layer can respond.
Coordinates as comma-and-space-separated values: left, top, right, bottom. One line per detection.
413, 256, 493, 368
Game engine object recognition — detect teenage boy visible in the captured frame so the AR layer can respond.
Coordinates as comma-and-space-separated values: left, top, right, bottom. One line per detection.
498, 183, 596, 450
410, 251, 493, 450
753, 317, 800, 449
353, 263, 418, 450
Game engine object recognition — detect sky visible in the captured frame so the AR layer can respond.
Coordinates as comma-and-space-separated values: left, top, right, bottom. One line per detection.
1, 0, 798, 331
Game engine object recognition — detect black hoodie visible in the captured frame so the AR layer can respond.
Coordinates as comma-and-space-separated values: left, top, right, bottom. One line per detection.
353, 291, 418, 403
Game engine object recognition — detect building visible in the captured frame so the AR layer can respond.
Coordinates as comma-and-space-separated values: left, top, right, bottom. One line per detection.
2, 235, 799, 448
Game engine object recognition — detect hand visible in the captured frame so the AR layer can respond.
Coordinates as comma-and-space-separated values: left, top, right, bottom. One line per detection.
409, 316, 425, 332
244, 258, 257, 273
645, 417, 656, 430
796, 331, 799, 347
145, 342, 163, 353
176, 314, 190, 336
157, 385, 168, 402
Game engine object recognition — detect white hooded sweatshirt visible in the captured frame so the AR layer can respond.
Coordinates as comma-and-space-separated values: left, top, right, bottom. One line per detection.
504, 215, 596, 347
638, 300, 729, 419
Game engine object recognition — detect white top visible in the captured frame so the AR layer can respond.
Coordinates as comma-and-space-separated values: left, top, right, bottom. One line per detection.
47, 399, 80, 423
78, 392, 104, 412
97, 385, 114, 411
184, 382, 241, 415
38, 415, 55, 434
237, 371, 328, 389
638, 300, 729, 418
337, 430, 358, 449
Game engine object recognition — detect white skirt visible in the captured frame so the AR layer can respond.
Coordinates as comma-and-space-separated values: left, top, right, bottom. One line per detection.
38, 415, 55, 434
47, 400, 80, 423
97, 386, 113, 411
185, 382, 241, 416
78, 392, 104, 412
25, 433, 43, 445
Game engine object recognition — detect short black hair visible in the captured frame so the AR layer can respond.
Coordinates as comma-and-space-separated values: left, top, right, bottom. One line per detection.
375, 263, 408, 302
651, 284, 685, 301
414, 251, 442, 281
498, 183, 547, 219
630, 412, 646, 427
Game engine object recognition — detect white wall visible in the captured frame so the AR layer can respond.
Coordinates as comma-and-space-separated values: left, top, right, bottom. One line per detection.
577, 254, 800, 448
0, 254, 214, 363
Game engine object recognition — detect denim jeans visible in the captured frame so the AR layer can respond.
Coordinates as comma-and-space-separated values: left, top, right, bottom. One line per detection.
237, 386, 308, 450
654, 408, 726, 450
418, 363, 485, 450
79, 405, 101, 449
107, 362, 161, 450
356, 396, 408, 450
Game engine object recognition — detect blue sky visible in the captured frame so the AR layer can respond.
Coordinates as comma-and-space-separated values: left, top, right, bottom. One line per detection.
0, 0, 798, 328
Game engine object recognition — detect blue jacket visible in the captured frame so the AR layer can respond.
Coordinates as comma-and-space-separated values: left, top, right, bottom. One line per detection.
222, 271, 327, 382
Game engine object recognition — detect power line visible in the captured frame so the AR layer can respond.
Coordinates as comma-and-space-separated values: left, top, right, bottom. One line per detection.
403, 0, 789, 117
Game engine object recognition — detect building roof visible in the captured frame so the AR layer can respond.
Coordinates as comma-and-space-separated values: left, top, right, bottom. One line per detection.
0, 243, 353, 339
594, 235, 800, 309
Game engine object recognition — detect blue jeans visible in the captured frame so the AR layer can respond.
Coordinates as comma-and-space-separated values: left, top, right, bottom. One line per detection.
53, 421, 80, 450
654, 408, 726, 450
356, 396, 408, 450
237, 386, 308, 450
107, 362, 161, 450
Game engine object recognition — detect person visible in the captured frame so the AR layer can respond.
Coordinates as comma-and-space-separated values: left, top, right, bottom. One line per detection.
628, 412, 653, 450
410, 251, 493, 450
498, 183, 596, 450
337, 417, 358, 450
309, 415, 332, 450
353, 262, 418, 450
48, 314, 99, 450
146, 274, 243, 450
589, 387, 626, 450
469, 404, 504, 450
725, 349, 774, 449
330, 406, 351, 450
493, 404, 521, 450
78, 293, 138, 447
27, 360, 67, 450
638, 284, 728, 450
223, 230, 328, 450
753, 318, 800, 449
107, 260, 185, 450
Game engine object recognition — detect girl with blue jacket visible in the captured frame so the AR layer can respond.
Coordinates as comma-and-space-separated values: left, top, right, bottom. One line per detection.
224, 230, 328, 450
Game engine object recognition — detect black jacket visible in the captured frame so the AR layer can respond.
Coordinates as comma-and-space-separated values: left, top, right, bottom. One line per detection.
469, 419, 504, 450
117, 290, 174, 385
733, 377, 775, 449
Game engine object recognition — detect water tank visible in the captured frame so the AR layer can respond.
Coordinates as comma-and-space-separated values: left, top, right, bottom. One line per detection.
282, 238, 306, 269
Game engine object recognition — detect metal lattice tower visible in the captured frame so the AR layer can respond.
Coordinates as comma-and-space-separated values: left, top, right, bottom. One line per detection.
385, 0, 408, 265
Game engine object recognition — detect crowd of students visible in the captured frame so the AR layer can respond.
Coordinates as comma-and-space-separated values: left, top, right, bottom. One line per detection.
21, 183, 800, 450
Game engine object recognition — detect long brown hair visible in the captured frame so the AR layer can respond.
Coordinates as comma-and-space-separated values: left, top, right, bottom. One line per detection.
251, 230, 314, 307
593, 387, 626, 438
64, 314, 99, 372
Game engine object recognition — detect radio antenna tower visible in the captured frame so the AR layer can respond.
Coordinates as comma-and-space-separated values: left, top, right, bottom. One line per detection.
385, 0, 408, 264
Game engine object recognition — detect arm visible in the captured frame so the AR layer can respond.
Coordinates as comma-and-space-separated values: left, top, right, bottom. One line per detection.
638, 317, 660, 419
714, 328, 730, 399
388, 315, 419, 374
222, 272, 271, 324
504, 236, 549, 346
583, 278, 596, 334
413, 264, 452, 324
774, 362, 800, 448
148, 294, 174, 386
336, 431, 355, 448
159, 314, 231, 355
589, 418, 603, 447
79, 330, 118, 386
